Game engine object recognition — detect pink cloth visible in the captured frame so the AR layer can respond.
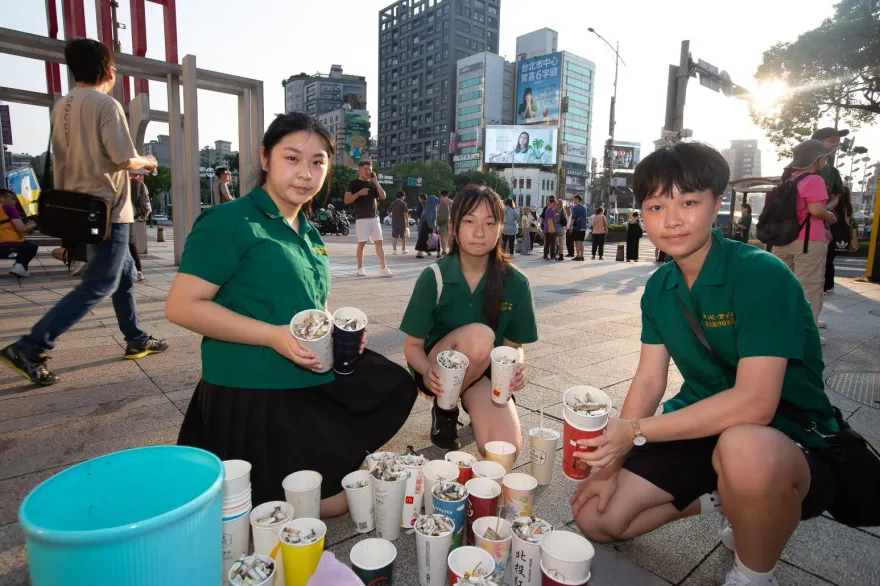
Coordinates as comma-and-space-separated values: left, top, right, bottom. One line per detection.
792, 171, 829, 242
592, 214, 608, 234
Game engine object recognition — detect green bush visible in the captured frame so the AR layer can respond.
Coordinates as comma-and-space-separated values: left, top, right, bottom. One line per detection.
607, 224, 627, 233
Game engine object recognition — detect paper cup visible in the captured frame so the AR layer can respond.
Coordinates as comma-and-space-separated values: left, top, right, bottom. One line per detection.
227, 554, 276, 586
290, 309, 333, 374
473, 460, 507, 482
447, 546, 496, 585
223, 459, 252, 497
423, 460, 461, 515
373, 472, 411, 541
250, 500, 294, 584
465, 478, 501, 546
350, 538, 397, 585
540, 530, 595, 585
561, 411, 605, 482
562, 386, 611, 431
541, 560, 590, 585
472, 516, 513, 579
222, 505, 252, 577
222, 489, 252, 512
490, 346, 520, 404
332, 306, 367, 376
436, 350, 469, 410
485, 440, 517, 473
432, 482, 469, 549
511, 516, 554, 586
279, 518, 327, 586
396, 456, 427, 529
415, 515, 455, 586
502, 473, 537, 521
529, 428, 560, 485
282, 470, 322, 519
341, 470, 375, 533
444, 451, 477, 485
366, 451, 399, 472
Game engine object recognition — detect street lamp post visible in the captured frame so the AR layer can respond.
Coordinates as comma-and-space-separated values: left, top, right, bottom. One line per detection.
588, 28, 626, 206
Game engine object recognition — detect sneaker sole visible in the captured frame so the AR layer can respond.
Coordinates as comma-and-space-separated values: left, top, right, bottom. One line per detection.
123, 348, 166, 360
0, 353, 60, 386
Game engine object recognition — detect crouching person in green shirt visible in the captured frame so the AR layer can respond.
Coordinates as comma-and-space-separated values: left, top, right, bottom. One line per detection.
167, 113, 417, 517
400, 185, 539, 454
571, 142, 839, 586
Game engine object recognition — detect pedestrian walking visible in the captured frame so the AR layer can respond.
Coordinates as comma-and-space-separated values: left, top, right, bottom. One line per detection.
437, 190, 453, 256
591, 207, 608, 260
570, 195, 588, 261
344, 159, 393, 277
171, 113, 417, 512
387, 190, 409, 254
415, 193, 439, 258
502, 197, 518, 255
129, 170, 151, 281
1, 38, 168, 386
565, 205, 575, 257
541, 196, 557, 260
626, 211, 643, 261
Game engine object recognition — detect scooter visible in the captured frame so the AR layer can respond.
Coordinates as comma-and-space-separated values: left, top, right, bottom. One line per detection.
318, 214, 350, 236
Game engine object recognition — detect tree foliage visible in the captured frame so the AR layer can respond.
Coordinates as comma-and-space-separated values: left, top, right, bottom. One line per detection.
750, 0, 880, 157
144, 166, 171, 196
315, 164, 358, 209
452, 169, 511, 198
389, 160, 455, 201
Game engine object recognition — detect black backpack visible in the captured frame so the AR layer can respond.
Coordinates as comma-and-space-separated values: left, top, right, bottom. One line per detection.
756, 172, 816, 250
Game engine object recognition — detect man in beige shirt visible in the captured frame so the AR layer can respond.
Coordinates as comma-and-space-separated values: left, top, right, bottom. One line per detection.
1, 38, 169, 386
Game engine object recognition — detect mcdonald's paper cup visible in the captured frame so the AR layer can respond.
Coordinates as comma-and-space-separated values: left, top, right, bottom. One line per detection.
529, 427, 560, 486
332, 306, 368, 376
279, 518, 326, 586
490, 346, 520, 404
366, 451, 399, 472
541, 560, 590, 585
472, 516, 513, 579
250, 501, 294, 584
464, 478, 501, 546
502, 473, 537, 521
396, 454, 427, 529
282, 470, 322, 519
415, 514, 455, 586
350, 538, 397, 586
540, 530, 595, 585
447, 546, 496, 585
423, 460, 460, 515
436, 350, 469, 410
511, 516, 554, 586
373, 470, 411, 541
290, 309, 333, 374
341, 470, 374, 533
485, 441, 517, 473
561, 387, 610, 481
432, 482, 469, 549
444, 451, 477, 485
473, 460, 507, 482
562, 386, 611, 431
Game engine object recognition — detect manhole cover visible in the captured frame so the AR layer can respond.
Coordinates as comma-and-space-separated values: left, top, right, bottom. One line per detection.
826, 372, 880, 408
549, 288, 585, 295
870, 310, 880, 317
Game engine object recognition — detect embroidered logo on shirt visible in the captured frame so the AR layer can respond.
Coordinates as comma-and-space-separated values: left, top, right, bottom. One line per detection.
312, 245, 327, 256
702, 312, 735, 328
500, 301, 514, 311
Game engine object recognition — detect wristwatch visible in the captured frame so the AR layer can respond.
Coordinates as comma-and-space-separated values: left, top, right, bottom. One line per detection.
630, 419, 647, 446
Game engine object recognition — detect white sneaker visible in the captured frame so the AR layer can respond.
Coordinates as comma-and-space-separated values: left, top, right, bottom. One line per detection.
70, 261, 86, 276
817, 320, 827, 329
379, 267, 394, 277
392, 250, 398, 255
9, 263, 29, 278
357, 267, 367, 277
136, 271, 145, 282
820, 336, 827, 346
722, 565, 778, 586
720, 515, 735, 551
401, 249, 409, 254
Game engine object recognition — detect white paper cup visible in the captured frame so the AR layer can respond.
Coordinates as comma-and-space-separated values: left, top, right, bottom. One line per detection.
372, 472, 411, 541
562, 386, 612, 431
290, 309, 334, 374
423, 460, 461, 515
397, 457, 427, 529
249, 501, 294, 586
472, 516, 513, 579
490, 346, 520, 404
223, 459, 252, 497
540, 530, 595, 585
529, 427, 560, 486
282, 470, 322, 520
436, 350, 469, 410
485, 440, 517, 473
541, 559, 591, 586
473, 460, 507, 482
447, 545, 496, 584
366, 451, 399, 472
511, 516, 553, 586
350, 538, 397, 583
227, 553, 276, 586
415, 515, 455, 586
222, 504, 252, 577
502, 473, 538, 522
222, 489, 252, 512
341, 470, 375, 533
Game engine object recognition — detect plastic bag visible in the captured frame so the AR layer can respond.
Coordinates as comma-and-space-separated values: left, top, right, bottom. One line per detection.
428, 232, 440, 251
307, 552, 362, 586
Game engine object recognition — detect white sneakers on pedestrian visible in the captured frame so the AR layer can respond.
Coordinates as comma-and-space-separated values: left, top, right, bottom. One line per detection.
392, 249, 398, 255
136, 271, 145, 282
401, 249, 409, 254
9, 263, 29, 278
820, 336, 827, 346
379, 267, 394, 277
357, 267, 367, 277
818, 320, 827, 329
722, 566, 778, 586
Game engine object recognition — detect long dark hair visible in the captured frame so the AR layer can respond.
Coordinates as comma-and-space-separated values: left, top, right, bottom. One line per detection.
836, 186, 853, 218
516, 132, 530, 153
450, 184, 510, 329
256, 112, 335, 212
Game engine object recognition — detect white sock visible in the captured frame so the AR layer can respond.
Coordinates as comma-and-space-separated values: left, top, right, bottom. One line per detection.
699, 490, 723, 514
735, 554, 778, 586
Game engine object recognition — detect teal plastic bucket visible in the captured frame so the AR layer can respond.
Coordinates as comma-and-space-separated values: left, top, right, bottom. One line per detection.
19, 446, 224, 586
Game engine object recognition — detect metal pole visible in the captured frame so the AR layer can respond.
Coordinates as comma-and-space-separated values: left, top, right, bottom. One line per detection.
0, 120, 6, 189
673, 40, 690, 132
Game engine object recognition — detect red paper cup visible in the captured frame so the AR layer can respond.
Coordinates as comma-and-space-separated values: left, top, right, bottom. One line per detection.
465, 478, 501, 546
541, 559, 590, 585
445, 451, 477, 484
447, 546, 496, 585
561, 411, 605, 481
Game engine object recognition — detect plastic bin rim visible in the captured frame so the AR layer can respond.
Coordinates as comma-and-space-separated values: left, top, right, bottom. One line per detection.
18, 446, 224, 545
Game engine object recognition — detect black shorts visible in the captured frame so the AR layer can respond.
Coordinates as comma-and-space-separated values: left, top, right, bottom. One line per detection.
411, 339, 492, 409
622, 435, 837, 520
572, 230, 586, 242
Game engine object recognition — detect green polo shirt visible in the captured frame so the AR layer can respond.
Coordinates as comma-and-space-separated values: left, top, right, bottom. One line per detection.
819, 164, 844, 196
400, 253, 539, 349
641, 229, 837, 448
178, 186, 334, 390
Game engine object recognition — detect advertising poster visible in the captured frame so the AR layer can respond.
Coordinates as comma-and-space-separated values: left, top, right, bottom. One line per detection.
5, 166, 40, 217
0, 105, 11, 145
343, 110, 370, 168
516, 52, 561, 124
565, 175, 586, 189
562, 142, 588, 158
610, 144, 641, 170
484, 126, 558, 165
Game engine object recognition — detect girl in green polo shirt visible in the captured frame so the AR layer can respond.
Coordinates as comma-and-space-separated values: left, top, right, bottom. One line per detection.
167, 113, 416, 516
400, 184, 539, 453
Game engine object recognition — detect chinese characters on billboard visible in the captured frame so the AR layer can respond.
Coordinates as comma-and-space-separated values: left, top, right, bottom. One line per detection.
610, 144, 641, 170
516, 52, 561, 124
484, 126, 558, 165
343, 110, 370, 168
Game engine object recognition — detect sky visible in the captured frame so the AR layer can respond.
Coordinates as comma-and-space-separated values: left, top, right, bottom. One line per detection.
2, 0, 879, 181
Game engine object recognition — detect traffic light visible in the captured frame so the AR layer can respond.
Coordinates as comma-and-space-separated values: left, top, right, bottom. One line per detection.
841, 137, 852, 152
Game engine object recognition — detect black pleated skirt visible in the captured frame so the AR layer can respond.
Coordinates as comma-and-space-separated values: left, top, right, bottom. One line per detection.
177, 349, 417, 505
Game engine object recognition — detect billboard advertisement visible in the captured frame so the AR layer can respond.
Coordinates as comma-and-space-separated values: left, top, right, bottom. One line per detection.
0, 105, 11, 145
562, 142, 588, 158
565, 175, 586, 189
5, 166, 40, 216
485, 126, 558, 165
516, 52, 562, 125
610, 143, 641, 170
342, 109, 370, 168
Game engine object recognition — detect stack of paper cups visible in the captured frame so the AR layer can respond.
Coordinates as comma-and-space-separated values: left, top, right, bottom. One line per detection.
290, 309, 333, 374
423, 460, 459, 515
341, 470, 374, 533
282, 470, 322, 519
222, 460, 253, 578
489, 346, 520, 404
250, 501, 295, 586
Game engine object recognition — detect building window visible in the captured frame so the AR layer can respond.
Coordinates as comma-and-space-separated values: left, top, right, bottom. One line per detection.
458, 104, 482, 115
565, 120, 588, 131
563, 133, 587, 145
567, 105, 589, 117
458, 132, 478, 141
566, 62, 593, 78
459, 77, 482, 89
550, 181, 554, 190
459, 146, 477, 154
566, 77, 591, 92
567, 92, 590, 105
526, 179, 531, 189
457, 118, 481, 129
459, 90, 482, 102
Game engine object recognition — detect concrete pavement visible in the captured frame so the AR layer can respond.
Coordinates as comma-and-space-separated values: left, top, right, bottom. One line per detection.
1, 227, 878, 585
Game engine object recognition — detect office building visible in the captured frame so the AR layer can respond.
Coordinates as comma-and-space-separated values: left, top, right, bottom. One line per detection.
722, 139, 762, 181
515, 27, 557, 61
143, 135, 171, 168
199, 139, 236, 168
7, 152, 33, 170
283, 65, 367, 117
452, 51, 515, 174
377, 0, 501, 170
318, 106, 371, 168
557, 50, 595, 198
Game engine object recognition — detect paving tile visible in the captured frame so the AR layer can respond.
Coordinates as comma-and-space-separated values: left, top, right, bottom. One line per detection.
782, 516, 880, 585
680, 545, 835, 586
0, 467, 64, 526
0, 523, 28, 585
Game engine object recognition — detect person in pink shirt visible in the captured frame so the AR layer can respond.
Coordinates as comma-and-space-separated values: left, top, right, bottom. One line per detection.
772, 140, 839, 334
591, 207, 609, 260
